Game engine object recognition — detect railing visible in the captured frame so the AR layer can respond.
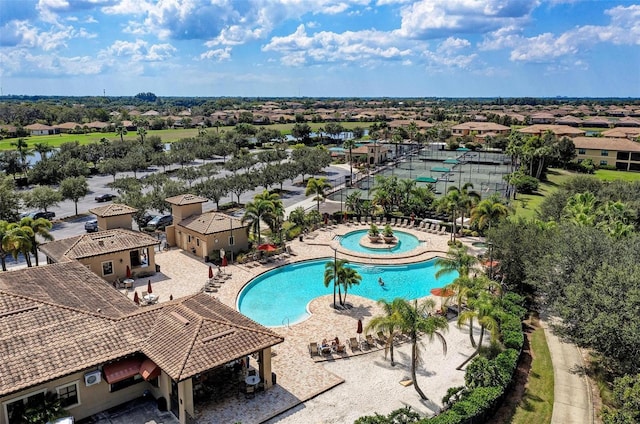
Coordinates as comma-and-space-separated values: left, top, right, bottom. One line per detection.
281, 317, 290, 329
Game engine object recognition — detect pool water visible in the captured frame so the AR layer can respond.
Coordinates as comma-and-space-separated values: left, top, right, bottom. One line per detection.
339, 230, 421, 254
237, 258, 458, 327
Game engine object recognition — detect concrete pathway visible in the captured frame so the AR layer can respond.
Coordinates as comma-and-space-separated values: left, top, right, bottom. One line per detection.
541, 318, 594, 424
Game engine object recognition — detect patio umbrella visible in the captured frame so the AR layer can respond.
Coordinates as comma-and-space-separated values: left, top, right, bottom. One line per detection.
208, 265, 214, 279
257, 243, 277, 252
133, 291, 140, 305
147, 280, 152, 294
430, 287, 455, 313
169, 294, 173, 300
126, 265, 131, 279
357, 319, 363, 341
221, 256, 228, 267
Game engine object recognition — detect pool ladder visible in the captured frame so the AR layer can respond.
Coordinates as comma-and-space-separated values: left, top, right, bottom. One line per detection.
281, 317, 290, 329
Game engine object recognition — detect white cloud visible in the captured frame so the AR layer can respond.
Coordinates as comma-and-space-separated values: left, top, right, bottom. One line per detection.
437, 37, 470, 53
0, 48, 103, 77
0, 19, 95, 51
199, 47, 232, 61
100, 39, 176, 61
396, 0, 539, 39
205, 25, 266, 47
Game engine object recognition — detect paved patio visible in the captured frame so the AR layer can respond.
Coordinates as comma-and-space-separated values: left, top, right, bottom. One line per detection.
118, 223, 483, 423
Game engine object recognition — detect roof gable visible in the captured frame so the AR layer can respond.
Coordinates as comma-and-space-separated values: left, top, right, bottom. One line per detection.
165, 194, 208, 205
89, 203, 138, 217
179, 212, 244, 235
40, 229, 159, 260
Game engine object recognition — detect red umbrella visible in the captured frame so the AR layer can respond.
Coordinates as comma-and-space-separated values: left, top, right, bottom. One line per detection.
257, 243, 277, 252
133, 291, 140, 305
208, 265, 214, 279
430, 287, 455, 313
126, 265, 131, 279
483, 260, 500, 268
356, 319, 363, 342
221, 256, 228, 267
147, 279, 152, 294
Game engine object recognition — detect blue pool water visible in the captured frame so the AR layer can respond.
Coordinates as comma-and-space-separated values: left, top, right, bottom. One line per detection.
237, 258, 457, 327
339, 229, 421, 254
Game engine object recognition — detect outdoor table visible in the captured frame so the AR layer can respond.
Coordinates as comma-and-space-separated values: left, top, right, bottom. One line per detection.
123, 278, 134, 289
144, 294, 158, 303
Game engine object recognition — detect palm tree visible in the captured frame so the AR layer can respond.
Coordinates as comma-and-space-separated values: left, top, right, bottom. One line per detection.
254, 190, 284, 238
305, 177, 332, 211
365, 298, 404, 366
10, 138, 30, 174
2, 223, 34, 267
395, 298, 448, 400
115, 125, 128, 142
457, 183, 481, 231
136, 127, 147, 144
241, 198, 275, 245
19, 216, 53, 267
323, 258, 348, 308
33, 142, 53, 161
435, 244, 478, 280
338, 265, 361, 307
456, 291, 502, 370
470, 195, 511, 233
0, 220, 10, 271
343, 139, 356, 186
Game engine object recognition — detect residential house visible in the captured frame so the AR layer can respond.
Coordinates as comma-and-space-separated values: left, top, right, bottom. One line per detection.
517, 124, 585, 138
555, 115, 583, 127
602, 127, 640, 140
529, 112, 556, 124
54, 122, 82, 133
345, 143, 389, 167
450, 122, 511, 142
0, 261, 283, 424
24, 123, 58, 136
89, 203, 138, 231
573, 136, 640, 171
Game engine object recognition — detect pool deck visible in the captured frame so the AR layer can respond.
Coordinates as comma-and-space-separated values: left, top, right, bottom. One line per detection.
122, 223, 484, 423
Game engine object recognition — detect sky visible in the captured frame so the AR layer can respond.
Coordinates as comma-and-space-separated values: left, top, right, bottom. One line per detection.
0, 0, 639, 98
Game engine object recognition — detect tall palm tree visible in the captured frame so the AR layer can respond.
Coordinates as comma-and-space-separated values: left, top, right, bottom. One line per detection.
338, 265, 361, 307
365, 298, 404, 366
470, 195, 511, 233
323, 258, 349, 308
0, 220, 10, 271
457, 183, 481, 231
343, 139, 356, 186
305, 177, 332, 211
33, 142, 53, 162
435, 244, 478, 280
395, 298, 448, 400
254, 190, 284, 238
2, 223, 34, 267
115, 125, 128, 142
136, 127, 147, 144
241, 198, 275, 245
19, 216, 53, 267
10, 138, 30, 174
456, 291, 502, 370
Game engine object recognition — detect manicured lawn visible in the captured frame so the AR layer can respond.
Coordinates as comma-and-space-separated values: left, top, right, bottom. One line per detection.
594, 169, 640, 182
511, 322, 554, 424
512, 169, 572, 219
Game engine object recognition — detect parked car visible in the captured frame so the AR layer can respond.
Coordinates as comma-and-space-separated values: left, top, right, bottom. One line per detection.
146, 215, 173, 230
20, 211, 56, 220
137, 213, 155, 228
84, 219, 98, 233
95, 193, 117, 202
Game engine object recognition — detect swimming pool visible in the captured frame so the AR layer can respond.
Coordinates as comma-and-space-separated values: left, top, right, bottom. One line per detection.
237, 258, 457, 327
339, 229, 421, 254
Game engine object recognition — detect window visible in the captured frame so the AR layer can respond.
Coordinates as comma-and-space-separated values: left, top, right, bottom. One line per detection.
102, 261, 113, 276
187, 235, 192, 243
578, 148, 586, 154
601, 150, 609, 156
4, 390, 46, 424
110, 374, 143, 392
600, 160, 608, 166
56, 382, 79, 409
229, 235, 235, 246
196, 239, 200, 247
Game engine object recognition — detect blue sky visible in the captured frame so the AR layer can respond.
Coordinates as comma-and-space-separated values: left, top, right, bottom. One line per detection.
0, 0, 639, 98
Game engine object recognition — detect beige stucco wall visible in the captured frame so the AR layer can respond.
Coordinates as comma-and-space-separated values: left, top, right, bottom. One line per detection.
174, 226, 249, 261
0, 369, 158, 424
96, 214, 133, 231
79, 248, 156, 283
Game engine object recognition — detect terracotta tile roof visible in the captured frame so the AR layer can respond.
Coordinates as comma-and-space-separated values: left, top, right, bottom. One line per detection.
450, 122, 510, 131
165, 194, 208, 205
178, 212, 245, 235
25, 123, 55, 130
518, 124, 585, 136
89, 203, 138, 217
55, 122, 81, 129
573, 137, 640, 152
0, 261, 139, 319
39, 229, 160, 261
602, 127, 640, 138
129, 294, 284, 381
0, 265, 283, 395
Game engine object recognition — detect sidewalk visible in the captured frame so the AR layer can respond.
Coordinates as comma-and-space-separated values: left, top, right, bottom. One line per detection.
540, 317, 594, 424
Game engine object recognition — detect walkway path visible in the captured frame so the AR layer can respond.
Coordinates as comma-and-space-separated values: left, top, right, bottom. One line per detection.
541, 317, 594, 424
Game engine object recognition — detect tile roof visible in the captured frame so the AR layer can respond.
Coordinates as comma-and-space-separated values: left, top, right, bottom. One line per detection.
450, 122, 510, 131
572, 137, 640, 152
39, 229, 160, 261
89, 203, 138, 217
518, 124, 586, 136
165, 194, 208, 205
178, 212, 245, 235
0, 265, 283, 396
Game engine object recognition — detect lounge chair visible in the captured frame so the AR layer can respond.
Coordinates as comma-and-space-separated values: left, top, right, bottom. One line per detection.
365, 334, 376, 349
349, 337, 361, 352
438, 226, 447, 235
376, 332, 387, 345
309, 342, 320, 357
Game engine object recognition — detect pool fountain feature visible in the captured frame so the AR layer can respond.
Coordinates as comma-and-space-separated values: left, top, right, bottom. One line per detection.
338, 229, 420, 255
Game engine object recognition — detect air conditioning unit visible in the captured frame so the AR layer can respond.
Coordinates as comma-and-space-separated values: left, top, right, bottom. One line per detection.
84, 370, 102, 387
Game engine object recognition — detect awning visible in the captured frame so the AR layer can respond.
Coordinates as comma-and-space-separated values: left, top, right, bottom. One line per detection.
139, 358, 161, 381
103, 358, 142, 384
415, 176, 437, 183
